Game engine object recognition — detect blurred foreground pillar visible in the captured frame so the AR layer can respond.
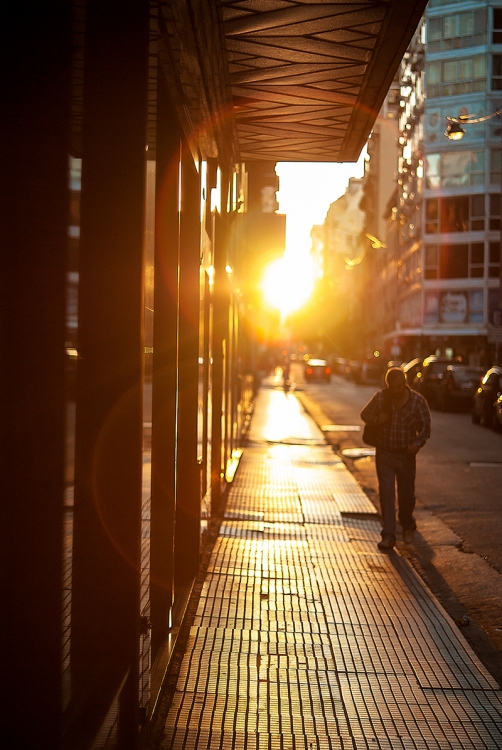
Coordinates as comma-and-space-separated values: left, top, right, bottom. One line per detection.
211, 167, 231, 514
173, 145, 202, 600
69, 1, 149, 747
0, 2, 71, 747
150, 68, 179, 659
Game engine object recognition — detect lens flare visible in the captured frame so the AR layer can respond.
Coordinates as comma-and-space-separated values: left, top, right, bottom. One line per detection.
261, 255, 314, 316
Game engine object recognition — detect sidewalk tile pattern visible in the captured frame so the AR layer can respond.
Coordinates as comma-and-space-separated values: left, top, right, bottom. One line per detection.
160, 389, 502, 750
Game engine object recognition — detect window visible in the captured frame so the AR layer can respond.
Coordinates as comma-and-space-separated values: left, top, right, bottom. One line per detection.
441, 195, 469, 233
443, 15, 456, 39
424, 290, 482, 325
493, 8, 502, 44
443, 60, 457, 82
425, 151, 485, 188
490, 193, 500, 230
470, 243, 484, 278
489, 288, 502, 324
489, 242, 501, 278
427, 55, 486, 97
427, 8, 487, 52
425, 195, 485, 234
439, 243, 468, 278
492, 54, 502, 90
441, 151, 471, 187
471, 194, 485, 230
428, 17, 442, 43
490, 149, 501, 185
469, 289, 484, 323
425, 199, 439, 234
424, 243, 485, 280
440, 291, 468, 323
425, 154, 441, 188
424, 244, 438, 279
428, 61, 441, 86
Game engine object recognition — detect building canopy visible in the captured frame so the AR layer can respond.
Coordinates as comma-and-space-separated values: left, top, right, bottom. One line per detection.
160, 0, 428, 163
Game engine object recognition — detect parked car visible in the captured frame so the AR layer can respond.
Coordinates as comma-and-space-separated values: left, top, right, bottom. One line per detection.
332, 357, 350, 376
354, 359, 385, 385
304, 358, 331, 382
436, 364, 484, 411
494, 393, 502, 431
472, 366, 502, 427
345, 360, 362, 381
412, 356, 459, 405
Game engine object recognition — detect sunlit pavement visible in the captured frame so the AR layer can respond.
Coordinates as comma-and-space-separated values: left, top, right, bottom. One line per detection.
159, 385, 502, 750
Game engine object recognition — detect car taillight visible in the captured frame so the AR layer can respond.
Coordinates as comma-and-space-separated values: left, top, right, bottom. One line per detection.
306, 368, 312, 374
326, 367, 331, 374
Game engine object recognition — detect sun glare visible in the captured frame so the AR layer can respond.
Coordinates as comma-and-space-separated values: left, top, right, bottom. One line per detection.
261, 255, 314, 316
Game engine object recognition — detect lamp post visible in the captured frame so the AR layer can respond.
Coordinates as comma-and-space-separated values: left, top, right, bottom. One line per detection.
445, 111, 502, 362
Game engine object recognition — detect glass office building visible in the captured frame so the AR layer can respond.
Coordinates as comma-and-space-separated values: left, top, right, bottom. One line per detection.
368, 0, 502, 364
422, 0, 501, 362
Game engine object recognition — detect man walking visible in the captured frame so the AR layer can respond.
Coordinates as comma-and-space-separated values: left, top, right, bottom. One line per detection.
360, 367, 431, 552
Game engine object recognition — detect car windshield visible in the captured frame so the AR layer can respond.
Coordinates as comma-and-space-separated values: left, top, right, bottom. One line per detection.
429, 362, 449, 374
308, 359, 327, 367
449, 367, 483, 382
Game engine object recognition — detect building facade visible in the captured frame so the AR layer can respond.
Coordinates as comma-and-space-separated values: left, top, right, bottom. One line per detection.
422, 0, 501, 364
307, 179, 367, 358
363, 0, 502, 365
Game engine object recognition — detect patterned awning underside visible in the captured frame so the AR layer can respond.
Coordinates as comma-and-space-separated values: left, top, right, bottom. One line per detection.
222, 0, 427, 162
157, 0, 427, 163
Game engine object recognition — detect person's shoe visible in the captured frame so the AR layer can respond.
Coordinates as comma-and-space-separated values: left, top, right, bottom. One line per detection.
377, 535, 394, 552
403, 528, 414, 544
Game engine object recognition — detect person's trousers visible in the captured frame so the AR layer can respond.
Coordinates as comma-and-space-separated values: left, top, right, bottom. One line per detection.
375, 448, 416, 542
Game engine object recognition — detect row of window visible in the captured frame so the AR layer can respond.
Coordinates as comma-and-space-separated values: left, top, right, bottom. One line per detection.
426, 150, 485, 188
428, 54, 502, 96
424, 242, 500, 280
425, 194, 501, 234
427, 54, 486, 97
424, 289, 484, 325
425, 149, 502, 188
397, 241, 500, 284
428, 7, 487, 53
398, 242, 500, 284
400, 288, 500, 328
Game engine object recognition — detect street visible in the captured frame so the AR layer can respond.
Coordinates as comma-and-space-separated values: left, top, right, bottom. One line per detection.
288, 363, 502, 684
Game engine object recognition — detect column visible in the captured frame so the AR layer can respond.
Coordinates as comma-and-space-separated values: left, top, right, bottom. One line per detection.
173, 144, 202, 597
150, 68, 180, 658
210, 167, 231, 514
0, 2, 71, 747
69, 1, 149, 747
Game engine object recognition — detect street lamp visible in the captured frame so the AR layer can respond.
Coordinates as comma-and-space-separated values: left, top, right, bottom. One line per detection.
444, 109, 502, 358
443, 119, 466, 140
444, 109, 502, 140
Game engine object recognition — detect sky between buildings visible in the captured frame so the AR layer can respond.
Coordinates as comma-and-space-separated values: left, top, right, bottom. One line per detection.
276, 151, 367, 259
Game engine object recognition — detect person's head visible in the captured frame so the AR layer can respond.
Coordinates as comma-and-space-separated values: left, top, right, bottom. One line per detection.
385, 367, 407, 396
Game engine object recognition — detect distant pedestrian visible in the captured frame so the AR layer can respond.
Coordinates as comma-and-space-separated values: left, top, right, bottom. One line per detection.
360, 367, 431, 551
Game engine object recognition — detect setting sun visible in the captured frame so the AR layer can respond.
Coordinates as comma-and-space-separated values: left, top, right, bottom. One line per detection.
261, 255, 315, 317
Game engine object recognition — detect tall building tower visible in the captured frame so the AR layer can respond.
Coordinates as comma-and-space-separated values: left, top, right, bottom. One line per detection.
359, 20, 425, 364
422, 0, 501, 363
364, 2, 502, 365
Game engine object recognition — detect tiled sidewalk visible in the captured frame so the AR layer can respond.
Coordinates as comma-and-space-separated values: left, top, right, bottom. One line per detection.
160, 386, 502, 750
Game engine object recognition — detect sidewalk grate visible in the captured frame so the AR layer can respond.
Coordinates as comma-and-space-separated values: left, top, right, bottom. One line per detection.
159, 389, 502, 750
